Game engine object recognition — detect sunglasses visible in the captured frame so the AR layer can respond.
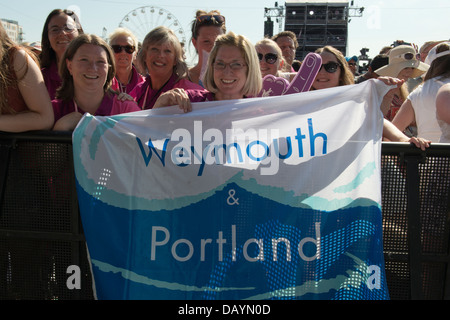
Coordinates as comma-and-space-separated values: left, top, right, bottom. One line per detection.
111, 44, 135, 54
196, 14, 226, 24
320, 62, 341, 73
258, 53, 278, 64
394, 52, 418, 61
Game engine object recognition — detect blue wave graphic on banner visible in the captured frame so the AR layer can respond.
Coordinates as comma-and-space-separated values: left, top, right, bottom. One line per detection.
73, 80, 391, 300
77, 180, 388, 300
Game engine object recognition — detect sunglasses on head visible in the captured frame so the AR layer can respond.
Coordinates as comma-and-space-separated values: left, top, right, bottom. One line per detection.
111, 44, 135, 54
258, 53, 278, 64
320, 62, 341, 73
196, 14, 226, 25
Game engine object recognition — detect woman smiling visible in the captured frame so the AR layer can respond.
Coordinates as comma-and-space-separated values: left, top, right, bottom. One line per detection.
108, 28, 144, 94
52, 34, 140, 131
40, 9, 84, 99
312, 46, 354, 90
130, 26, 204, 110
153, 32, 262, 112
312, 45, 430, 150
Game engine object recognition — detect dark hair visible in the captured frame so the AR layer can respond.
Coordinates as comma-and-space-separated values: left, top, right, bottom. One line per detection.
271, 31, 299, 49
56, 34, 116, 101
370, 54, 389, 72
315, 46, 354, 86
424, 43, 450, 81
40, 9, 84, 68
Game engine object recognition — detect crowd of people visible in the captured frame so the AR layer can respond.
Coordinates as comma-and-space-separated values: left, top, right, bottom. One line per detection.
1, 8, 449, 147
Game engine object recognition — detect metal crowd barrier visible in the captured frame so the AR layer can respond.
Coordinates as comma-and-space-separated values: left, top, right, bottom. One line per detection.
0, 131, 449, 300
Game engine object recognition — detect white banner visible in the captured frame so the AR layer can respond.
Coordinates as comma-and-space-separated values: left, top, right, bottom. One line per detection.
73, 79, 391, 300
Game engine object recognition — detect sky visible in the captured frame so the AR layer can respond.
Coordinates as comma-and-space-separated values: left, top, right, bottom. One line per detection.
1, 0, 449, 66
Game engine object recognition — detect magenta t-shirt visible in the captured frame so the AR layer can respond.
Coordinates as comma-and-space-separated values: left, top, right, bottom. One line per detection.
130, 73, 206, 110
42, 61, 61, 100
52, 92, 141, 123
111, 65, 145, 94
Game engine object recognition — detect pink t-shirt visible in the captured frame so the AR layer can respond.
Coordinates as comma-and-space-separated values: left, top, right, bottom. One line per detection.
41, 61, 61, 100
111, 65, 145, 94
130, 73, 206, 109
52, 92, 140, 123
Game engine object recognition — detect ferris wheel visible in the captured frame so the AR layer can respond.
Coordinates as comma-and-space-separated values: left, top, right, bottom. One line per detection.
118, 6, 187, 45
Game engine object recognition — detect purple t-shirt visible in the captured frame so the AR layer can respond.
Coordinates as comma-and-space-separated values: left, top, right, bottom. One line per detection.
185, 89, 215, 102
52, 92, 140, 123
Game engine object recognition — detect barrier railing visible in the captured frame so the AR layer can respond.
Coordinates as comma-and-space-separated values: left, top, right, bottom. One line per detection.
381, 142, 450, 300
0, 131, 449, 300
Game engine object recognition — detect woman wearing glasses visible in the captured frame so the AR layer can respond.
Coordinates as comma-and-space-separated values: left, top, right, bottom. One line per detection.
153, 31, 262, 112
108, 28, 144, 94
40, 9, 84, 99
312, 46, 354, 90
312, 45, 430, 150
129, 26, 204, 110
254, 38, 285, 79
51, 34, 140, 131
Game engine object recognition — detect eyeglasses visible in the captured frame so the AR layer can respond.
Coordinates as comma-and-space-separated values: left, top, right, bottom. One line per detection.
213, 61, 246, 70
319, 62, 341, 73
49, 23, 78, 35
111, 44, 135, 54
257, 53, 278, 64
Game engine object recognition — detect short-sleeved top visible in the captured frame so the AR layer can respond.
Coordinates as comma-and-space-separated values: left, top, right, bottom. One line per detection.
130, 73, 206, 110
111, 65, 145, 94
408, 76, 450, 142
52, 92, 141, 123
41, 60, 61, 100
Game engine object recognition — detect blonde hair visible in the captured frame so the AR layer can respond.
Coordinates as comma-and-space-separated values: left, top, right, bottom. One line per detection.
255, 38, 285, 76
108, 27, 139, 49
203, 32, 262, 97
136, 26, 188, 80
